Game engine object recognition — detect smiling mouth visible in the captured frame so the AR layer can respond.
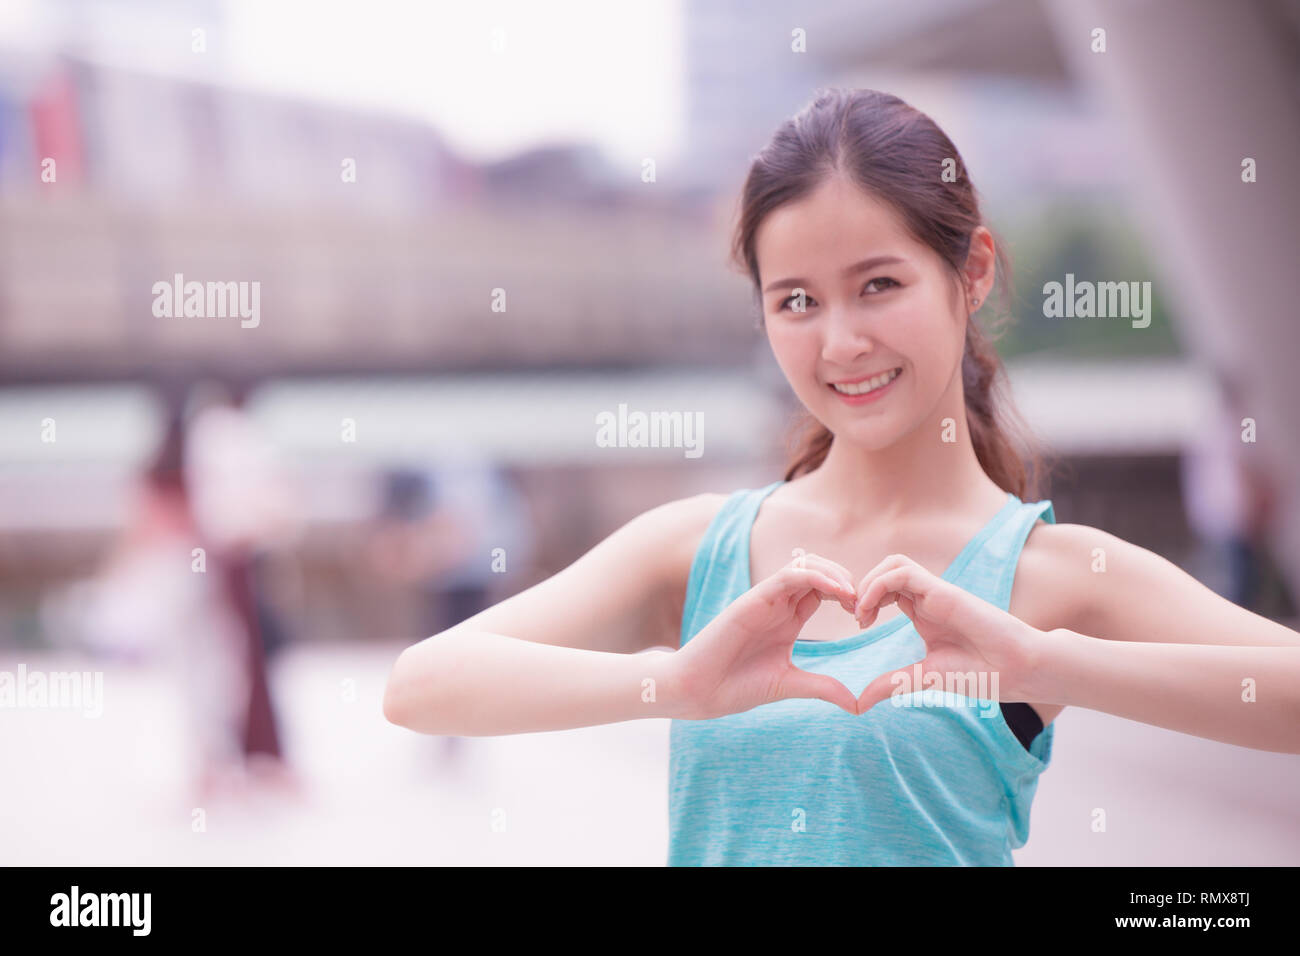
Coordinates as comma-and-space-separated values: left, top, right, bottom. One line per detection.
829, 367, 902, 396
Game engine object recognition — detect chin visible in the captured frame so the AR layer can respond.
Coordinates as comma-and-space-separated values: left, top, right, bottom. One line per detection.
822, 413, 910, 452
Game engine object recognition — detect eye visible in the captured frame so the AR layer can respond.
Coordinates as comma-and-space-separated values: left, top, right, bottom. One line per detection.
777, 292, 816, 312
775, 277, 898, 312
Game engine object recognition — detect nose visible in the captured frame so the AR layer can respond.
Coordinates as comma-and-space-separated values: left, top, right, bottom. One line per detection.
821, 305, 874, 366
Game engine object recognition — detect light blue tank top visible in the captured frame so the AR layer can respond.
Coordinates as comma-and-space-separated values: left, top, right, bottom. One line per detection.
668, 481, 1056, 866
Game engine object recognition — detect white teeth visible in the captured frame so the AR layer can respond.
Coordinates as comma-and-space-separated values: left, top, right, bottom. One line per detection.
832, 368, 900, 395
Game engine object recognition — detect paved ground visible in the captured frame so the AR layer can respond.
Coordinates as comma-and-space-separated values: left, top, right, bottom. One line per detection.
2, 644, 1297, 865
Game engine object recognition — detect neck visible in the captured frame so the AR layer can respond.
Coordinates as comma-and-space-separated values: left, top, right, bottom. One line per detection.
800, 376, 1005, 522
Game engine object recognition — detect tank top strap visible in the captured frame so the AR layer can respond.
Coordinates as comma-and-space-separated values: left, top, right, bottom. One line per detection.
681, 483, 1054, 643
679, 482, 782, 648
950, 496, 1056, 610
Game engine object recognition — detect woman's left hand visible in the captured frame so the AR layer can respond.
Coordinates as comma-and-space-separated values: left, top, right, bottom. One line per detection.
852, 554, 1050, 713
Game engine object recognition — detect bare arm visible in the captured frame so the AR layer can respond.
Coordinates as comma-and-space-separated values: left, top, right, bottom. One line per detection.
384, 633, 684, 735
1024, 522, 1300, 648
851, 545, 1300, 752
1030, 631, 1300, 753
1018, 524, 1300, 752
381, 493, 724, 736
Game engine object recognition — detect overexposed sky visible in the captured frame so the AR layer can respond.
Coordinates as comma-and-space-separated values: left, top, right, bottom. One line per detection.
0, 0, 686, 166
223, 0, 685, 164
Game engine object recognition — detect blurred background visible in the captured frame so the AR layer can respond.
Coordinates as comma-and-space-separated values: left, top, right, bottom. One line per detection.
1, 0, 1297, 865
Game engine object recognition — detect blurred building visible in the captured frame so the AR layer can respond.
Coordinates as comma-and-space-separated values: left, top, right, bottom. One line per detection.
1, 0, 1296, 653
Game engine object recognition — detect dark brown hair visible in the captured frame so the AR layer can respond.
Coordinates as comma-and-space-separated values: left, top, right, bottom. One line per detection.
730, 88, 1043, 499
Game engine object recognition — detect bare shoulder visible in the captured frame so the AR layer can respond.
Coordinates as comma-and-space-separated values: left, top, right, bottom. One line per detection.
613, 491, 732, 650
1014, 519, 1194, 636
442, 490, 732, 656
641, 489, 732, 527
1014, 515, 1300, 649
1011, 520, 1125, 636
588, 490, 733, 600
631, 491, 732, 583
1020, 520, 1121, 567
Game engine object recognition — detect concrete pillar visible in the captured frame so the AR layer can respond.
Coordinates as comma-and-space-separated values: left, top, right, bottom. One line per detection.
1045, 0, 1300, 605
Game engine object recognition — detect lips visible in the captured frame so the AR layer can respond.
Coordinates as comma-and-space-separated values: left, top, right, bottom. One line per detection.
829, 367, 902, 396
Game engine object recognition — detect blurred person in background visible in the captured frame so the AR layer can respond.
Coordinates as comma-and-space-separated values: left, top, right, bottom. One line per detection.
1180, 372, 1273, 609
56, 407, 250, 805
422, 456, 534, 635
367, 455, 534, 761
184, 378, 305, 800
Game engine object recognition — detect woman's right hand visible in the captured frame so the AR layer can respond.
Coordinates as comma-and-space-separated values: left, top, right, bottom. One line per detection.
670, 553, 860, 720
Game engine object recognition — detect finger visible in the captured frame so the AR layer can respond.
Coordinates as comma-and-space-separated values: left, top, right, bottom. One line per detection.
793, 553, 857, 612
786, 550, 855, 592
779, 668, 859, 716
853, 552, 914, 596
769, 565, 856, 610
792, 588, 823, 625
856, 658, 1006, 714
855, 587, 903, 632
792, 551, 854, 587
854, 662, 932, 714
855, 565, 926, 629
852, 554, 916, 619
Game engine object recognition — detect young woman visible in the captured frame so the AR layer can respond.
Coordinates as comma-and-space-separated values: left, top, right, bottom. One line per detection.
383, 88, 1300, 865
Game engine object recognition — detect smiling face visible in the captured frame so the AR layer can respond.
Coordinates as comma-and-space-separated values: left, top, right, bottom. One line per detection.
754, 174, 970, 452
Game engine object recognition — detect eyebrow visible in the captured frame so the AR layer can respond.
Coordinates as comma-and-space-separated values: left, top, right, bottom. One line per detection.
762, 255, 906, 294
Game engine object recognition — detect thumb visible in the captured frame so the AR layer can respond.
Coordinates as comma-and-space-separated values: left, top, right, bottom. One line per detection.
780, 668, 859, 716
856, 666, 917, 714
